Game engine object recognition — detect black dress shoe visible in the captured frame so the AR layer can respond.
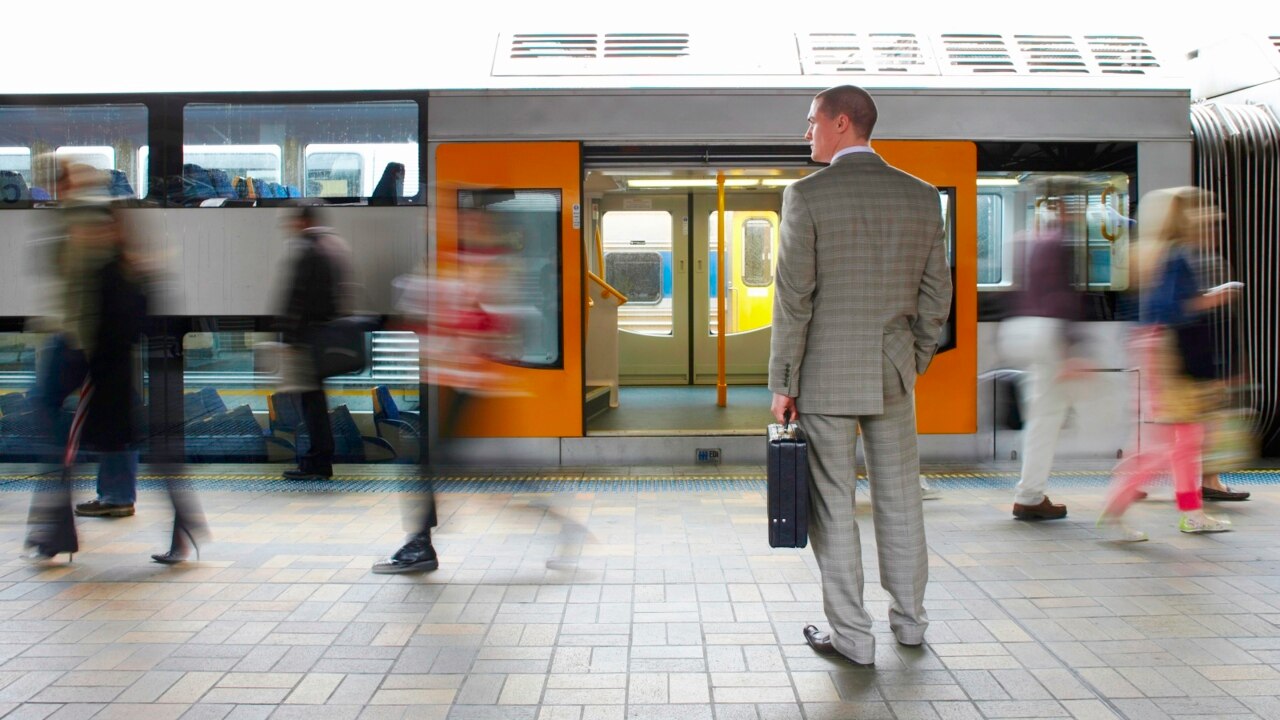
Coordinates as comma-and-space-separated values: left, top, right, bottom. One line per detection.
75, 500, 135, 517
1203, 486, 1250, 501
283, 468, 333, 480
372, 535, 439, 574
803, 625, 874, 666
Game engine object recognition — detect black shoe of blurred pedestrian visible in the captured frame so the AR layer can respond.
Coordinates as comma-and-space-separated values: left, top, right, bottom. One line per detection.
1203, 485, 1250, 501
372, 534, 438, 574
282, 467, 332, 480
74, 500, 135, 517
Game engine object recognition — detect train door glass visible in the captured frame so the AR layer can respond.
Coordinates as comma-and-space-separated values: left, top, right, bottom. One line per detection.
691, 193, 782, 384
599, 195, 688, 384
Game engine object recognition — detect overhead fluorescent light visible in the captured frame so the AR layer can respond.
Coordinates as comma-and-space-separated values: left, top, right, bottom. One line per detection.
626, 178, 760, 189
761, 178, 799, 187
977, 177, 1020, 187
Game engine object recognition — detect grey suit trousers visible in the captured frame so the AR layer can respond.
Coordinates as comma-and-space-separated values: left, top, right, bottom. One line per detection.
804, 359, 929, 663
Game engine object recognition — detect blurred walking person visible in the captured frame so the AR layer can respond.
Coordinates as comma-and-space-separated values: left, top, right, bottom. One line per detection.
274, 202, 353, 480
25, 162, 130, 560
998, 178, 1092, 520
373, 242, 516, 573
1099, 187, 1234, 540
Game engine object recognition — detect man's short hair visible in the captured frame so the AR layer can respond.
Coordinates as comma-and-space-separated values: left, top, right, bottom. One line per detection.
815, 85, 878, 139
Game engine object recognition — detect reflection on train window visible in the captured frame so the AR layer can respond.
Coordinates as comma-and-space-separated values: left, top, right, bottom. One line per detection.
707, 211, 780, 336
742, 220, 773, 287
0, 334, 64, 460
978, 171, 1131, 291
182, 330, 418, 463
602, 210, 673, 337
181, 101, 419, 205
459, 189, 563, 367
977, 193, 1003, 284
0, 104, 148, 206
605, 252, 663, 303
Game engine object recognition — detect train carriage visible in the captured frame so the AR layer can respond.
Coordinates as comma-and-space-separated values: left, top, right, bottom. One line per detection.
2, 28, 1260, 466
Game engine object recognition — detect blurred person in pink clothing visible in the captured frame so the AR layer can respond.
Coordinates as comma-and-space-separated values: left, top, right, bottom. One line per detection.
1098, 187, 1236, 541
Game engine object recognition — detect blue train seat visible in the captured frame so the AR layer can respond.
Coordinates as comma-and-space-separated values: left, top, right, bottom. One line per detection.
182, 164, 216, 202
106, 170, 134, 198
1, 170, 31, 205
369, 162, 405, 205
184, 387, 227, 423
284, 185, 301, 198
372, 385, 420, 463
267, 393, 395, 464
251, 178, 266, 198
185, 404, 268, 462
209, 169, 236, 198
0, 391, 31, 416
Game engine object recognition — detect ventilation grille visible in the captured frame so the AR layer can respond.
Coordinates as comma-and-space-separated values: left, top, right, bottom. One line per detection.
509, 34, 598, 59
496, 32, 702, 74
799, 33, 936, 74
941, 34, 1015, 73
496, 32, 1165, 77
1271, 35, 1280, 54
603, 33, 689, 58
1086, 35, 1160, 74
937, 33, 1160, 75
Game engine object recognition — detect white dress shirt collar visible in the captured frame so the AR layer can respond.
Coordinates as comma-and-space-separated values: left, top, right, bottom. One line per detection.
831, 145, 875, 163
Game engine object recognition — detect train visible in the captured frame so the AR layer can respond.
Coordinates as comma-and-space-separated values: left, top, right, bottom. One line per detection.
1, 29, 1277, 466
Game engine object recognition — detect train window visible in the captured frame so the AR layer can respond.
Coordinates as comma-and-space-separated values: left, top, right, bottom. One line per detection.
605, 252, 664, 303
602, 210, 673, 337
458, 189, 563, 368
977, 193, 1004, 284
182, 101, 419, 205
306, 143, 418, 199
707, 211, 780, 335
0, 104, 147, 206
742, 219, 773, 287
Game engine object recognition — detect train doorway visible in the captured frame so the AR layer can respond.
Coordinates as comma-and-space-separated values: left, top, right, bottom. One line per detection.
594, 188, 785, 387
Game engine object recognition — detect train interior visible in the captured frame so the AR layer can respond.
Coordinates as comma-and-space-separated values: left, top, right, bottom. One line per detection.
582, 167, 804, 435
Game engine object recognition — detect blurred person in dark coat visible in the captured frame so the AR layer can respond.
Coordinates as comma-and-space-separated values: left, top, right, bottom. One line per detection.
274, 202, 352, 480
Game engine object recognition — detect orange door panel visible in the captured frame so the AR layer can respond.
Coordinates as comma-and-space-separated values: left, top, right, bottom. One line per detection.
875, 141, 977, 434
436, 142, 582, 437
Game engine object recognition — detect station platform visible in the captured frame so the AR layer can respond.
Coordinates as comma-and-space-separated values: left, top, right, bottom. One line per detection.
0, 464, 1277, 720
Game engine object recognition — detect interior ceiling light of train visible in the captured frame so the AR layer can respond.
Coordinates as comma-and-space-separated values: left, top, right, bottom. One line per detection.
585, 169, 815, 193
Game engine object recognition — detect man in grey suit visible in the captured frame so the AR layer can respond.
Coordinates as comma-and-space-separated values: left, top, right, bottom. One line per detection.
770, 85, 953, 665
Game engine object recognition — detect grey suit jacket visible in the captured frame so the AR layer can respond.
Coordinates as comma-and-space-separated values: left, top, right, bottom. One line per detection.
768, 152, 953, 415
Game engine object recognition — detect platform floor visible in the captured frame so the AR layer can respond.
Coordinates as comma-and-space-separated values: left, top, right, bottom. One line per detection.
0, 465, 1277, 720
586, 386, 773, 435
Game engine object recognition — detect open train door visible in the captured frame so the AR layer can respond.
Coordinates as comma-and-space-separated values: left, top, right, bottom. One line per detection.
435, 142, 583, 438
875, 141, 977, 433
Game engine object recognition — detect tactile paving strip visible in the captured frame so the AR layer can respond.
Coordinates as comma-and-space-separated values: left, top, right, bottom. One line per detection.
0, 470, 1277, 493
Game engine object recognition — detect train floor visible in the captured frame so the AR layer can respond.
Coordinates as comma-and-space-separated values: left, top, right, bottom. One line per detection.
586, 386, 772, 435
0, 464, 1277, 720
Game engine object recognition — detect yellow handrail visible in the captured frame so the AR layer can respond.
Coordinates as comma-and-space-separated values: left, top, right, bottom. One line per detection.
587, 271, 628, 305
716, 171, 727, 408
1100, 185, 1120, 242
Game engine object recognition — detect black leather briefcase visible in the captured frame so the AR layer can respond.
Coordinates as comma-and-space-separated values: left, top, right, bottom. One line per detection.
767, 414, 810, 548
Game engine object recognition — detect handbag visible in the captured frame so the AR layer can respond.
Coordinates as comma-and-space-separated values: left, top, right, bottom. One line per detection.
1202, 408, 1258, 475
307, 315, 379, 379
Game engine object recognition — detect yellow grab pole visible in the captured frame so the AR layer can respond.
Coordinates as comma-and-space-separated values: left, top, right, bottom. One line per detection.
716, 171, 727, 407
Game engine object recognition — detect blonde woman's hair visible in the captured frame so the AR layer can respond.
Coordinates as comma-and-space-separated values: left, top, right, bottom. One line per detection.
1133, 187, 1217, 290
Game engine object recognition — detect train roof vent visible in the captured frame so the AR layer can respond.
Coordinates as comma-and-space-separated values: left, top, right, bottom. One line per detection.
495, 32, 799, 75
799, 33, 937, 74
940, 34, 1016, 73
602, 33, 690, 58
1014, 35, 1089, 73
1086, 35, 1160, 74
508, 33, 599, 60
